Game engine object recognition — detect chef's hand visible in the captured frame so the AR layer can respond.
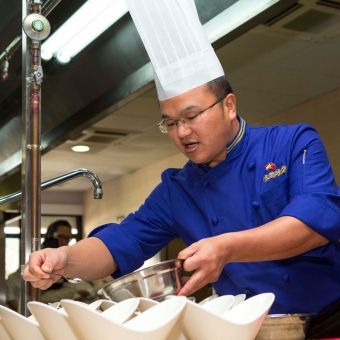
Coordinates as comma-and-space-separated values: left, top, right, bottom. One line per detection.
177, 235, 229, 296
23, 246, 69, 290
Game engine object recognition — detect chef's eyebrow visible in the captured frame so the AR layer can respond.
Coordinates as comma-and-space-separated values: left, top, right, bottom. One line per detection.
161, 113, 170, 119
161, 105, 201, 119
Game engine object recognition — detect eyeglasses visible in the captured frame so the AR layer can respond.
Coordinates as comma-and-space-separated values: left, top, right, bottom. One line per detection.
158, 97, 225, 134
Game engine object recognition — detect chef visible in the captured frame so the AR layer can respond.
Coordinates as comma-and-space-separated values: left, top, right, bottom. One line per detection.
24, 0, 340, 332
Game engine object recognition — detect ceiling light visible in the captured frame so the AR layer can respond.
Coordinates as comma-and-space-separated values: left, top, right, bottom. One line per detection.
71, 145, 90, 153
204, 0, 280, 42
42, 0, 128, 63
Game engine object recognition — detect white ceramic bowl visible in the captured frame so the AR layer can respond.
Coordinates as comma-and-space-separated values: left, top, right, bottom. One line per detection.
181, 293, 275, 340
202, 295, 235, 315
28, 301, 78, 340
0, 305, 44, 340
61, 296, 186, 340
101, 298, 140, 323
0, 320, 11, 340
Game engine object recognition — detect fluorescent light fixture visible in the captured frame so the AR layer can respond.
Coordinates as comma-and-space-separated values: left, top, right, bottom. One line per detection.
204, 0, 280, 42
4, 226, 20, 235
42, 0, 128, 63
43, 0, 279, 63
71, 145, 90, 153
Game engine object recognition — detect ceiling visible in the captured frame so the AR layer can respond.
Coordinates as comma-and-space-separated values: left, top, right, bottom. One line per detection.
40, 0, 340, 192
1, 0, 267, 184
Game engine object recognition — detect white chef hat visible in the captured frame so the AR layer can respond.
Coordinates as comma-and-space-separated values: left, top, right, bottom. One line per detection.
126, 0, 224, 100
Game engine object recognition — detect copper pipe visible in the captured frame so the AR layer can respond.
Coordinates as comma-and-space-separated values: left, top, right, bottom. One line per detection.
21, 0, 43, 315
30, 41, 41, 259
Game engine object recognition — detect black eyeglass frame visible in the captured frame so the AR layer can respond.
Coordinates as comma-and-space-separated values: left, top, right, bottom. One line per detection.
158, 96, 225, 134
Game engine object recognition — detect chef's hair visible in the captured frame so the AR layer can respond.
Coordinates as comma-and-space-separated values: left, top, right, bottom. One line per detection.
45, 219, 72, 239
206, 76, 233, 99
41, 219, 72, 249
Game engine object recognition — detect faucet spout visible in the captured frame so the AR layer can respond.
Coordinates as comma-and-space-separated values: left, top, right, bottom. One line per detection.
78, 168, 103, 199
0, 168, 103, 206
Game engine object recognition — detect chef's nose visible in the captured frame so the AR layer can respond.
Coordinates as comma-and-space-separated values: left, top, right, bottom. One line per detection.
176, 120, 192, 137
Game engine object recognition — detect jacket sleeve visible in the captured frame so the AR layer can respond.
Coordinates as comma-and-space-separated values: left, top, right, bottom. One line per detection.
88, 175, 177, 277
279, 125, 340, 242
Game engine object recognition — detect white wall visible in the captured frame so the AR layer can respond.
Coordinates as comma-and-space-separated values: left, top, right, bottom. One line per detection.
83, 152, 187, 235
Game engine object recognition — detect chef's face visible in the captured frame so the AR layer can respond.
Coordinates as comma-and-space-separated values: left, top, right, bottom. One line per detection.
160, 83, 237, 167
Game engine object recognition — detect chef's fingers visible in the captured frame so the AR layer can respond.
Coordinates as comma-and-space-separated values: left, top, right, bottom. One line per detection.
24, 248, 64, 281
177, 242, 199, 261
23, 252, 51, 281
40, 250, 64, 274
182, 251, 202, 272
30, 278, 55, 290
23, 265, 51, 281
177, 270, 207, 297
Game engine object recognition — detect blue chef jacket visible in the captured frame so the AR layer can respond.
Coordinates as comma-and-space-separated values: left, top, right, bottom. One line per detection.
90, 118, 340, 314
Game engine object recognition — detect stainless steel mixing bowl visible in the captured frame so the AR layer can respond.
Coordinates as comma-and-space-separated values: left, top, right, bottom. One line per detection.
99, 259, 184, 302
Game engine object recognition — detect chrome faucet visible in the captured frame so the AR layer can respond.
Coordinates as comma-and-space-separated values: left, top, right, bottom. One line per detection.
0, 168, 103, 206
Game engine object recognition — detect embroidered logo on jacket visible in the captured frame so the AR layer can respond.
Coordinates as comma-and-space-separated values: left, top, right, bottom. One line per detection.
263, 164, 287, 183
265, 162, 277, 171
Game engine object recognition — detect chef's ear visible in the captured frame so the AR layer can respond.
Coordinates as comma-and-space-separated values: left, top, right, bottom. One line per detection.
223, 93, 237, 120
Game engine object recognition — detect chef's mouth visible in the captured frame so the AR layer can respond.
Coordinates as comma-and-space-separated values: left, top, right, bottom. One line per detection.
183, 142, 199, 152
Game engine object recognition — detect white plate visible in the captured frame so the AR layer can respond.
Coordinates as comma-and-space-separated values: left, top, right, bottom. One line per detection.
61, 297, 186, 340
61, 299, 130, 340
137, 297, 159, 312
86, 298, 116, 311
62, 297, 185, 340
28, 301, 78, 340
182, 293, 275, 340
101, 298, 140, 323
202, 295, 235, 315
198, 294, 218, 306
98, 299, 116, 311
0, 305, 45, 340
125, 296, 187, 340
0, 319, 11, 340
223, 293, 275, 324
232, 294, 247, 308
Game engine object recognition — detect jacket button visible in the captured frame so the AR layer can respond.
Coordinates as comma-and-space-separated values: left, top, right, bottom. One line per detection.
251, 201, 260, 209
247, 162, 255, 171
211, 217, 219, 226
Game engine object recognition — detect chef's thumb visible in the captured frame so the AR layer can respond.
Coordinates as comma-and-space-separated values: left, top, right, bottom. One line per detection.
41, 259, 56, 274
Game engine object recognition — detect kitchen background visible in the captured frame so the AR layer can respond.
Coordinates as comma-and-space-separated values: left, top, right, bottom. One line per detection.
0, 0, 339, 303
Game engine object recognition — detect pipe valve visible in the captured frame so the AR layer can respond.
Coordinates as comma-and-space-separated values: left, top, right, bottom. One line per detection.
23, 13, 51, 41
